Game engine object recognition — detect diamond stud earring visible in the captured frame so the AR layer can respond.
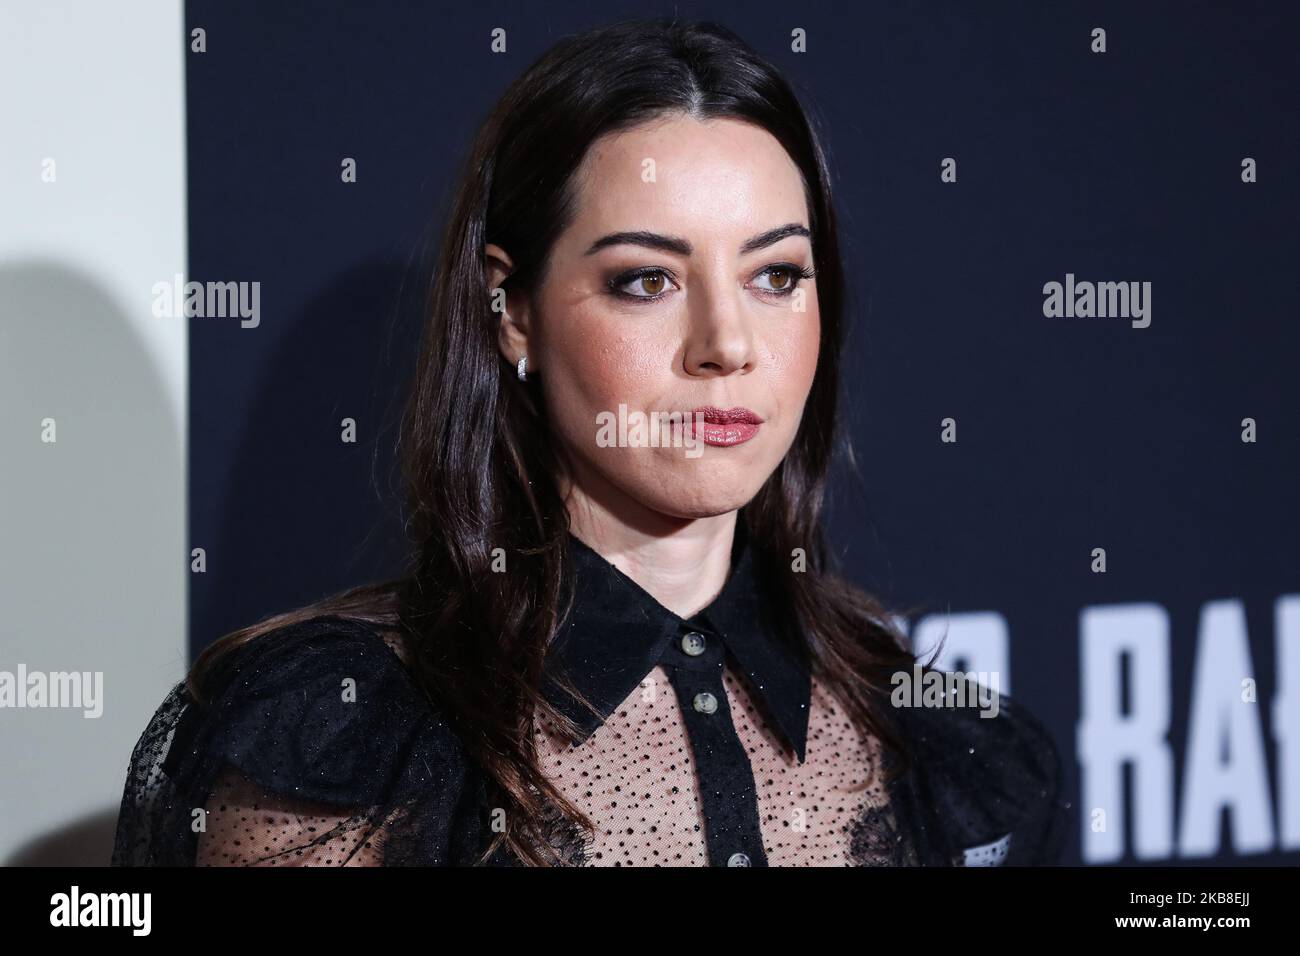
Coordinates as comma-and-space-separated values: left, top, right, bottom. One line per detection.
517, 355, 528, 381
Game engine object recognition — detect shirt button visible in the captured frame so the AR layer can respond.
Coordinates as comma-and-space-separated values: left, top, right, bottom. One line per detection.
692, 691, 718, 714
680, 631, 707, 656
727, 852, 751, 867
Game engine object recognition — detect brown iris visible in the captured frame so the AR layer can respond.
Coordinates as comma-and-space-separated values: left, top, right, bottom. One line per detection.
767, 267, 791, 290
638, 272, 665, 295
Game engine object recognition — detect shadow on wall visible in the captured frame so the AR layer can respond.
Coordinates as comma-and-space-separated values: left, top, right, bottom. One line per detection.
0, 262, 184, 865
7, 810, 121, 867
192, 259, 419, 652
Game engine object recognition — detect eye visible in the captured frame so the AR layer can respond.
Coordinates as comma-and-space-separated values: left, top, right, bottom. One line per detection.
750, 263, 814, 295
610, 268, 677, 300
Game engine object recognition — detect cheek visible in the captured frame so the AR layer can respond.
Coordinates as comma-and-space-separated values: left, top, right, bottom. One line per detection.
537, 308, 668, 441
765, 309, 821, 407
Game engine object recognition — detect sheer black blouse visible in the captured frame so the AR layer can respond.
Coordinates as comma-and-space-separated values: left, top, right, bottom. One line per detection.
110, 527, 1070, 866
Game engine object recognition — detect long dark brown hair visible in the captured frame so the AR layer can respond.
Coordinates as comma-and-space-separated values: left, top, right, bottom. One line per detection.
189, 17, 929, 866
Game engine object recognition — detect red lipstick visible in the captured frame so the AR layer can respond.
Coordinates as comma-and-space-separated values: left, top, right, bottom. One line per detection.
688, 406, 764, 446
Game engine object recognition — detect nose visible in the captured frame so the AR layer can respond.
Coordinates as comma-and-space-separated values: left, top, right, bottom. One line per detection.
682, 275, 756, 377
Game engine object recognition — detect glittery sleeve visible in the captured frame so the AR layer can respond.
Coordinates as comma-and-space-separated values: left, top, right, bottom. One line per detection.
110, 617, 468, 866
884, 672, 1072, 866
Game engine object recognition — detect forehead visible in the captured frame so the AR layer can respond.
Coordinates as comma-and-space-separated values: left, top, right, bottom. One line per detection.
568, 114, 809, 239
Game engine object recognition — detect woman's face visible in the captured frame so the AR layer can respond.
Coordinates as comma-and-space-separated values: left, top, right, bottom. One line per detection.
502, 113, 821, 525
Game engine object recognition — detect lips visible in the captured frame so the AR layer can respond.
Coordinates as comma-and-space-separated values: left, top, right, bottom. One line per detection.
687, 406, 764, 447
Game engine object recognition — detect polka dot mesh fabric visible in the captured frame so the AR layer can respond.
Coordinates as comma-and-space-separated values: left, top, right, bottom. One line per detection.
179, 655, 911, 868
535, 662, 914, 866
110, 613, 1069, 866
195, 762, 389, 866
110, 620, 477, 867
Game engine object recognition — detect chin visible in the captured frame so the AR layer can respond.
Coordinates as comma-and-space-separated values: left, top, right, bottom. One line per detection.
634, 479, 763, 521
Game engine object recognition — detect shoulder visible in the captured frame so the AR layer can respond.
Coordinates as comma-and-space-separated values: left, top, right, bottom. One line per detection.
114, 614, 475, 865
203, 615, 415, 700
187, 615, 469, 806
888, 672, 1069, 865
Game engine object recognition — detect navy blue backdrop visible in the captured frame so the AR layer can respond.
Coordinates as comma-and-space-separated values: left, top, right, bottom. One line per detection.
185, 0, 1300, 866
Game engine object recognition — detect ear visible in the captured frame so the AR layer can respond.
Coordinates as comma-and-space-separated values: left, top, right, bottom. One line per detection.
486, 243, 532, 374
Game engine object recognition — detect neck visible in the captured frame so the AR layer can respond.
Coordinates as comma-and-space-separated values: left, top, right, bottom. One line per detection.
562, 473, 738, 621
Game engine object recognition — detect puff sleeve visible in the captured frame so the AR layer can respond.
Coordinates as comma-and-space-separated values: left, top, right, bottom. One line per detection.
110, 617, 470, 866
884, 674, 1072, 866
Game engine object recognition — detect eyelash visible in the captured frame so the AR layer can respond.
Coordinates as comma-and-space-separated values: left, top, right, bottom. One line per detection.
607, 263, 817, 303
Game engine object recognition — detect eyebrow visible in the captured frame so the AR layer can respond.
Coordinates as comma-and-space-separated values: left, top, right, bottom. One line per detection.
583, 223, 811, 257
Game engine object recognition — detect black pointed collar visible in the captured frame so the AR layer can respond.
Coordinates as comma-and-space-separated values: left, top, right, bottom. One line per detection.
540, 516, 812, 762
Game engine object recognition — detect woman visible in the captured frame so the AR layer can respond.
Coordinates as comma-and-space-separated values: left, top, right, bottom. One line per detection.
111, 18, 1069, 867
